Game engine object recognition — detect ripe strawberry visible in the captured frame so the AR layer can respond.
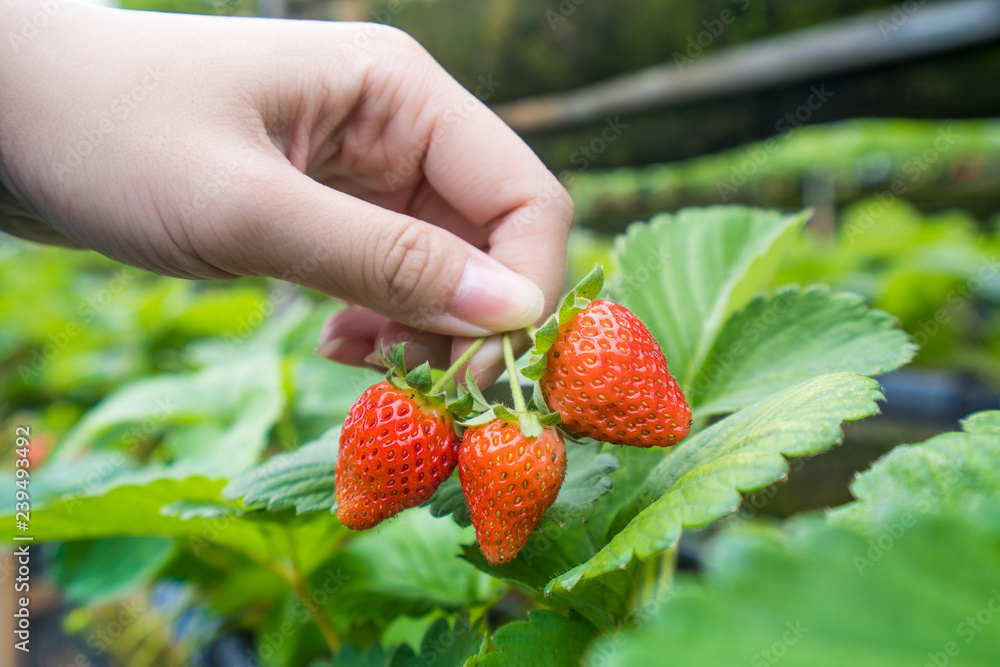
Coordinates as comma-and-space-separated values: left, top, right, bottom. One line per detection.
540, 299, 690, 447
336, 381, 460, 530
459, 419, 566, 565
522, 265, 691, 448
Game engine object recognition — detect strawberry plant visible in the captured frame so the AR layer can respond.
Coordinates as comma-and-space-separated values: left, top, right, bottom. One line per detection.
10, 205, 997, 666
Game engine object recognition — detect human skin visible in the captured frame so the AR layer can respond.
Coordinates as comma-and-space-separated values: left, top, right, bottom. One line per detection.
0, 1, 572, 382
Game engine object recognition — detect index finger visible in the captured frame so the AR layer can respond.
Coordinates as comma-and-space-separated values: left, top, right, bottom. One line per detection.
383, 45, 574, 315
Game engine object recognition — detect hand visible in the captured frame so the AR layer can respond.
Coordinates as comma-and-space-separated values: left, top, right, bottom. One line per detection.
0, 2, 572, 382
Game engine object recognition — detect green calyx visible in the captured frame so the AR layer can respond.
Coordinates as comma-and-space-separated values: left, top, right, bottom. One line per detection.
379, 342, 435, 395
457, 332, 561, 439
378, 337, 486, 404
522, 264, 605, 382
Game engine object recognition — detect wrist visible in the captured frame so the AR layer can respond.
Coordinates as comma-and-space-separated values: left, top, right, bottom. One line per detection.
0, 0, 97, 245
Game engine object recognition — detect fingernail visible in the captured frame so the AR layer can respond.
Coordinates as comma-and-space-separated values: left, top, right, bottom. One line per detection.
363, 351, 387, 369
449, 258, 545, 333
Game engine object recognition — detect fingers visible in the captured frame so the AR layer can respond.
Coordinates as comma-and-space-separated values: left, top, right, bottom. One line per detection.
316, 311, 515, 390
316, 307, 515, 388
315, 306, 385, 366
380, 48, 575, 316
211, 161, 545, 338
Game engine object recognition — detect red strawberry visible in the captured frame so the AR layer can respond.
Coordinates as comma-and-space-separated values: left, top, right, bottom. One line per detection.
459, 420, 566, 565
539, 299, 691, 448
336, 381, 460, 530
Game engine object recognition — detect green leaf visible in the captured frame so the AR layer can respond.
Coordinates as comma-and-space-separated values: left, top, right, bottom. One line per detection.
387, 614, 483, 667
833, 409, 1000, 527
537, 412, 561, 427
461, 538, 634, 630
557, 294, 585, 327
530, 316, 560, 357
479, 610, 596, 667
405, 362, 433, 393
256, 591, 328, 667
520, 356, 549, 382
384, 343, 407, 377
524, 266, 605, 372
495, 405, 517, 422
317, 509, 498, 624
333, 644, 388, 667
161, 500, 242, 520
48, 537, 175, 604
573, 264, 605, 302
530, 383, 551, 413
964, 410, 1000, 434
290, 354, 379, 443
447, 392, 475, 419
427, 474, 472, 526
544, 444, 618, 524
612, 206, 809, 395
462, 408, 503, 428
224, 426, 340, 514
464, 368, 491, 410
428, 440, 618, 528
548, 372, 883, 592
690, 285, 916, 417
56, 346, 284, 474
588, 508, 1000, 666
17, 476, 261, 554
5, 452, 136, 512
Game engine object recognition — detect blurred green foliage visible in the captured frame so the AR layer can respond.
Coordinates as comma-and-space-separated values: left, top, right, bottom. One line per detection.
568, 119, 1000, 230
3, 202, 922, 665
777, 198, 1000, 382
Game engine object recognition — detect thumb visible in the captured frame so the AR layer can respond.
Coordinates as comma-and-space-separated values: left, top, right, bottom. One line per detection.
213, 165, 546, 337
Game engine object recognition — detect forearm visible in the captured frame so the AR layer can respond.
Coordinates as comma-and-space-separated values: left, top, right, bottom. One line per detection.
0, 0, 108, 245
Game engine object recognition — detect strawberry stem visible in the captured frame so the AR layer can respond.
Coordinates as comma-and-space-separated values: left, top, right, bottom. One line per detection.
502, 331, 528, 413
429, 336, 487, 395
